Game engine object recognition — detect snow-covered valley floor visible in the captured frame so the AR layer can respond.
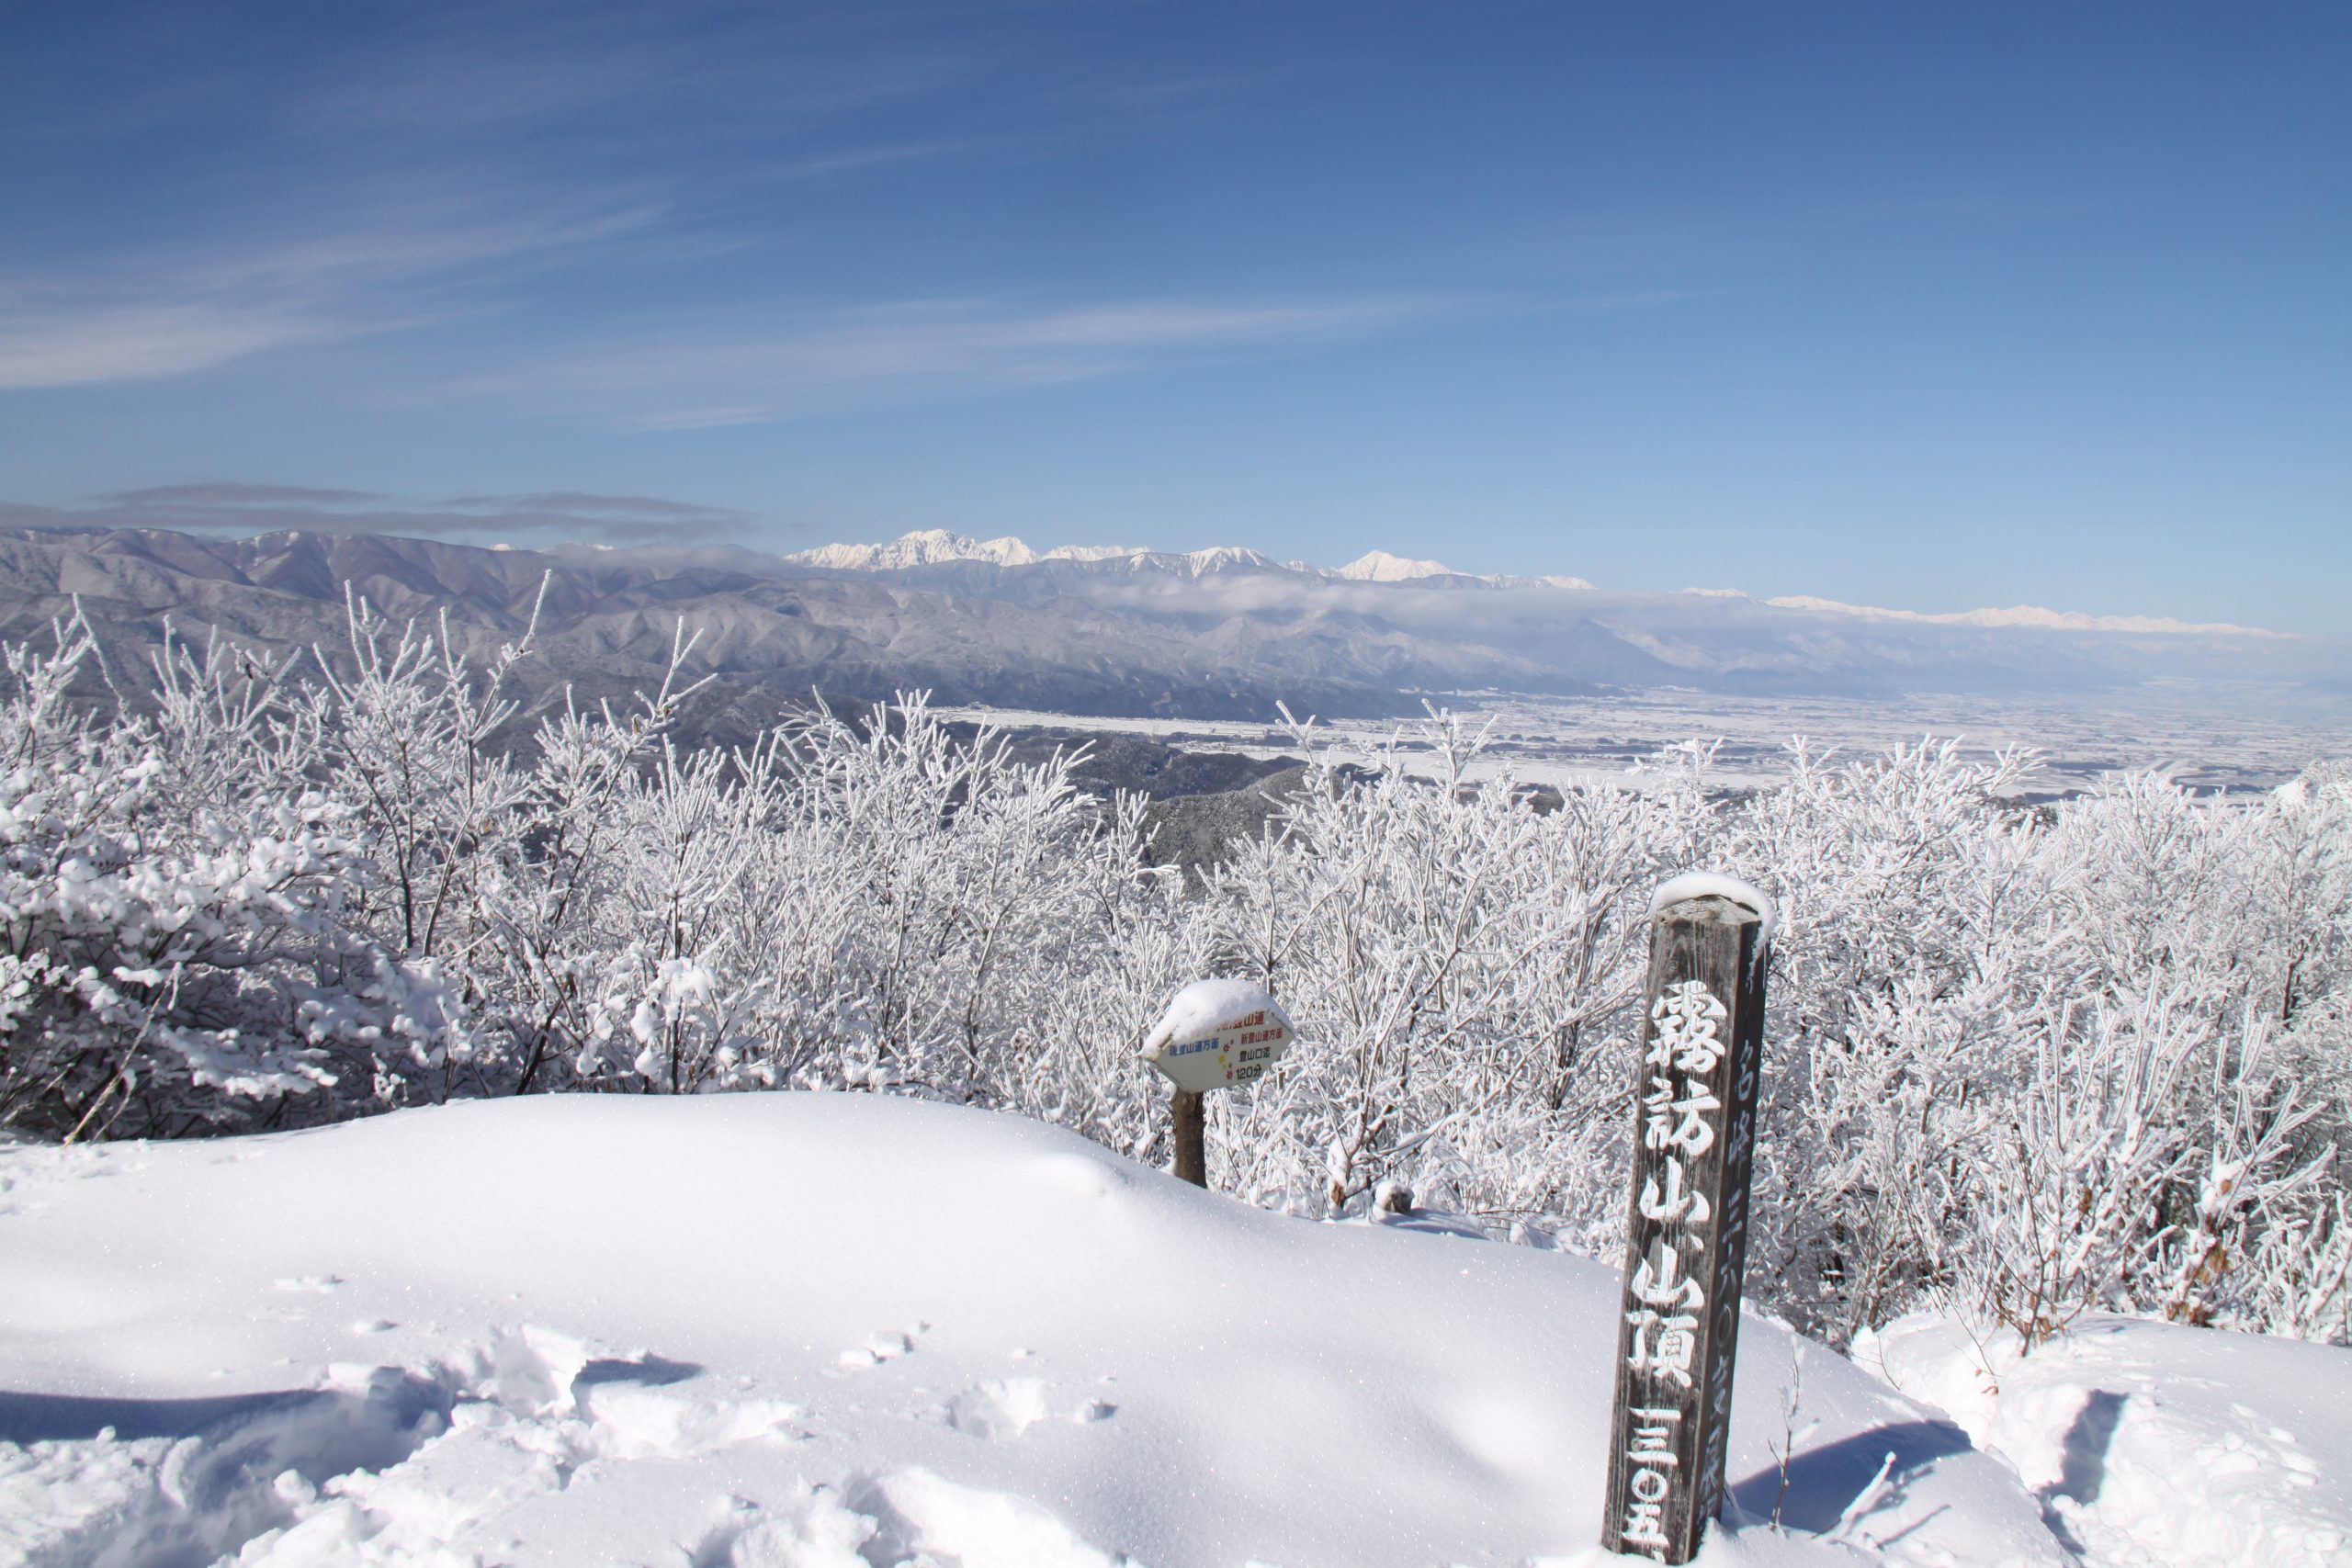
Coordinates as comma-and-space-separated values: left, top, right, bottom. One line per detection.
2, 1096, 2344, 1568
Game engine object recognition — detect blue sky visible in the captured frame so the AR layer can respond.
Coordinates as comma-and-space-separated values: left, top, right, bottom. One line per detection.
2, 2, 2346, 632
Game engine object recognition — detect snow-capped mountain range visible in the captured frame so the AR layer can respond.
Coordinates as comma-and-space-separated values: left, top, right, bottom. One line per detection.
787, 528, 1599, 591
788, 529, 2280, 637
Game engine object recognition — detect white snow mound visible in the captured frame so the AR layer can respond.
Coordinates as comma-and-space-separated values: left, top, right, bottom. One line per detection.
0, 1093, 2144, 1566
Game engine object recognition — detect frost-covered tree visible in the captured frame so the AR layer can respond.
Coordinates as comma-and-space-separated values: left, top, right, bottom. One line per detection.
0, 615, 447, 1138
1192, 705, 1669, 1231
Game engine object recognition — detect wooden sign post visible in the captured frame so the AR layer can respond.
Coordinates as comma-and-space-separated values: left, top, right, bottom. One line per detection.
1170, 1088, 1207, 1187
1602, 875, 1773, 1563
1141, 979, 1296, 1190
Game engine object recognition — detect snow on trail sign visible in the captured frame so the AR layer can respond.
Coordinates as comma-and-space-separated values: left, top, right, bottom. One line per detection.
1602, 877, 1773, 1564
1141, 979, 1295, 1188
1141, 978, 1295, 1094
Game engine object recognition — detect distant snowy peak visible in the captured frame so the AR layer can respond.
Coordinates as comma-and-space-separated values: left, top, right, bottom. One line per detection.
1176, 546, 1279, 572
1330, 549, 1460, 582
1039, 542, 1147, 563
1767, 594, 2290, 639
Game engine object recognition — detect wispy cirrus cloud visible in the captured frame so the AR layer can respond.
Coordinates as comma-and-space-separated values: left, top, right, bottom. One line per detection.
285, 3, 981, 139
760, 140, 976, 184
6, 480, 753, 546
0, 3, 1019, 397
496, 294, 1456, 430
0, 196, 667, 390
0, 8, 1433, 410
0, 303, 336, 389
188, 202, 670, 294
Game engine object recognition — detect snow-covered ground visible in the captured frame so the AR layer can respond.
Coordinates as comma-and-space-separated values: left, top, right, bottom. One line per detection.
1, 1095, 2343, 1568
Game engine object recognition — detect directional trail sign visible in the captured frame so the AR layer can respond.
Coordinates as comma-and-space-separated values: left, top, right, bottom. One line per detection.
1140, 978, 1295, 1095
1140, 978, 1296, 1188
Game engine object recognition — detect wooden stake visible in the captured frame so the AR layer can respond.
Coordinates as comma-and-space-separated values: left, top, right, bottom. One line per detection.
1601, 893, 1770, 1563
1171, 1087, 1206, 1188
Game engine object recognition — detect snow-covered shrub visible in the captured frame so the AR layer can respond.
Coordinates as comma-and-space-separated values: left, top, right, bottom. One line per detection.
1193, 705, 1669, 1229
0, 617, 445, 1138
1960, 990, 2200, 1348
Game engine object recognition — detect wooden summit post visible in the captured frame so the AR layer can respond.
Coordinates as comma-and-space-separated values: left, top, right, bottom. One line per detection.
1140, 979, 1297, 1190
1602, 875, 1772, 1564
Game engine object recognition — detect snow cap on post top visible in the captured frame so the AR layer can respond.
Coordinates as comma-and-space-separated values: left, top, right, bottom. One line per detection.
1647, 872, 1775, 953
1141, 978, 1295, 1095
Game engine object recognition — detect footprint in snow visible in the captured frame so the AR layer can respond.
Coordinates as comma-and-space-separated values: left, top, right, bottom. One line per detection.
831, 1323, 928, 1372
931, 1379, 1114, 1439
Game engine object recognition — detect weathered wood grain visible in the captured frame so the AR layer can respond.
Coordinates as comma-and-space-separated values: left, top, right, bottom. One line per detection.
1601, 893, 1769, 1563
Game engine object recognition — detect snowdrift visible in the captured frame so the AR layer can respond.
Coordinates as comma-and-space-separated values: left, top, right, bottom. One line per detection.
0, 1094, 2329, 1565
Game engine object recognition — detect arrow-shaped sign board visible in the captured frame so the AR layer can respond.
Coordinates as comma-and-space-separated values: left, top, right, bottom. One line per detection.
1141, 978, 1295, 1095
